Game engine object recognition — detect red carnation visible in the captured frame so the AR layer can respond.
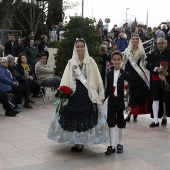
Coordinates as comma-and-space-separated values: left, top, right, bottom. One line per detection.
124, 84, 129, 89
60, 86, 72, 94
160, 61, 168, 69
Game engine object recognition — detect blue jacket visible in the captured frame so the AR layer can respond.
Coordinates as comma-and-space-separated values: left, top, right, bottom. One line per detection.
0, 65, 15, 92
117, 38, 128, 52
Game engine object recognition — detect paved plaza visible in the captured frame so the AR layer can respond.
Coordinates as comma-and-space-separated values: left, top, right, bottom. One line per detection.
0, 93, 170, 170
0, 53, 170, 170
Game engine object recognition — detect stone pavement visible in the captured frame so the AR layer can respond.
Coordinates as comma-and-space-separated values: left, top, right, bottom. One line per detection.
0, 91, 170, 170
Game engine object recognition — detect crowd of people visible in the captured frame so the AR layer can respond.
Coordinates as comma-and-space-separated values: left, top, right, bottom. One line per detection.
0, 30, 61, 117
0, 22, 170, 156
48, 32, 170, 155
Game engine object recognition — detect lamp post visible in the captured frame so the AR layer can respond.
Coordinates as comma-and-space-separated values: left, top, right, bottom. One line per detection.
126, 8, 129, 23
82, 0, 84, 18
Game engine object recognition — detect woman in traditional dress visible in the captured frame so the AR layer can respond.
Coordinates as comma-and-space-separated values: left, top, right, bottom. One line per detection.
47, 38, 109, 152
122, 34, 149, 121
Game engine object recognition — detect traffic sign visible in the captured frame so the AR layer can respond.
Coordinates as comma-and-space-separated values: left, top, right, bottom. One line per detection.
105, 18, 111, 23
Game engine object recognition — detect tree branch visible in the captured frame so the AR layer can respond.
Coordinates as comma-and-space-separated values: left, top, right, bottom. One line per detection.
13, 14, 27, 32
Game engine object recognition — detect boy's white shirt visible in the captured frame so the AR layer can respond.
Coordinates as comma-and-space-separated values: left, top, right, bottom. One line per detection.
113, 69, 120, 97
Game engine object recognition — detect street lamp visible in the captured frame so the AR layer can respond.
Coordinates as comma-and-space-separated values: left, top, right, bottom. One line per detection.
82, 0, 84, 18
126, 8, 129, 23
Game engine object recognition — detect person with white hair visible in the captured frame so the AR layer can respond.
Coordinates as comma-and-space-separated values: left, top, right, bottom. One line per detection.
0, 57, 22, 112
146, 37, 170, 127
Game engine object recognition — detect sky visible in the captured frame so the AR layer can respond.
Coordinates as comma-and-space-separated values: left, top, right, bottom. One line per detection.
64, 0, 170, 30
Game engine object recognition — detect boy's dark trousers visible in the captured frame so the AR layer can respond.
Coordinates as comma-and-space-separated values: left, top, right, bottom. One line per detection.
107, 97, 126, 128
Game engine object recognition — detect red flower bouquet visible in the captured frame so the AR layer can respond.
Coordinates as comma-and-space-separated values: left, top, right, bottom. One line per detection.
160, 61, 168, 70
160, 61, 169, 91
54, 86, 73, 120
124, 81, 129, 101
58, 86, 73, 99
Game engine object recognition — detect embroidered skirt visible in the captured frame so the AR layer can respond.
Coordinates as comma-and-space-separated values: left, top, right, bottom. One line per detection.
47, 80, 109, 145
125, 61, 149, 115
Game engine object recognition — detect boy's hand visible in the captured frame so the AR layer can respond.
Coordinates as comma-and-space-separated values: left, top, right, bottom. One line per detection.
162, 72, 169, 77
126, 107, 131, 113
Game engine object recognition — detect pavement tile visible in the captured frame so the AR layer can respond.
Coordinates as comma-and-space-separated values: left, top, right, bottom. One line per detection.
1, 90, 170, 170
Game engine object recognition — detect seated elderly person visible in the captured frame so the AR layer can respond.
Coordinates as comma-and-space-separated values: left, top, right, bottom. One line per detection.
7, 55, 34, 109
0, 57, 22, 112
0, 89, 20, 117
35, 53, 61, 88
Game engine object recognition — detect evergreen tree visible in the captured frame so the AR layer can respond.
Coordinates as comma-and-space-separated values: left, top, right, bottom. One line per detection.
54, 16, 101, 77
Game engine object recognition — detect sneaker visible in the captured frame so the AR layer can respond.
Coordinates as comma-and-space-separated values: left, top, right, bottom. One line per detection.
150, 122, 159, 128
105, 146, 115, 155
161, 119, 167, 126
116, 144, 123, 153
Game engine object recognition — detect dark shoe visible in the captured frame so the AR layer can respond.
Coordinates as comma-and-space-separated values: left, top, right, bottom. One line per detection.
77, 145, 84, 152
27, 98, 35, 103
71, 145, 84, 152
5, 111, 16, 117
150, 122, 159, 128
71, 145, 78, 152
24, 103, 33, 109
125, 116, 130, 121
133, 115, 138, 120
161, 119, 167, 126
11, 108, 20, 114
116, 144, 123, 153
105, 146, 115, 155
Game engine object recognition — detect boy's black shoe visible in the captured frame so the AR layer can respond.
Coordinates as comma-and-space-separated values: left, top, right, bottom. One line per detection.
133, 115, 138, 120
116, 144, 123, 153
125, 116, 130, 121
105, 146, 115, 155
161, 119, 167, 126
150, 122, 159, 127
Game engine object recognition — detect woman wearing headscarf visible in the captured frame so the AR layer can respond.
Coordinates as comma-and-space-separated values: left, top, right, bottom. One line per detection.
122, 34, 149, 121
48, 38, 109, 152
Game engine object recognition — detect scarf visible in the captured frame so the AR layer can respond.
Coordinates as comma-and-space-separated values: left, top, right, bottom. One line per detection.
21, 63, 30, 72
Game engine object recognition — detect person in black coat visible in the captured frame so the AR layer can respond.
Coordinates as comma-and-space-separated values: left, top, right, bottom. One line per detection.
146, 37, 170, 127
11, 37, 24, 58
5, 33, 15, 55
105, 51, 131, 155
16, 53, 40, 98
22, 30, 34, 49
38, 35, 49, 61
99, 45, 110, 87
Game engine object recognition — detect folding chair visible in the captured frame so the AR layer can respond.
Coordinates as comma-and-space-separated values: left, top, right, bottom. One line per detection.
39, 86, 56, 103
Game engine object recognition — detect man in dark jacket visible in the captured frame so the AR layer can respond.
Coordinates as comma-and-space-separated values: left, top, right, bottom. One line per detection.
22, 30, 34, 49
146, 37, 170, 127
38, 35, 49, 60
5, 33, 15, 55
